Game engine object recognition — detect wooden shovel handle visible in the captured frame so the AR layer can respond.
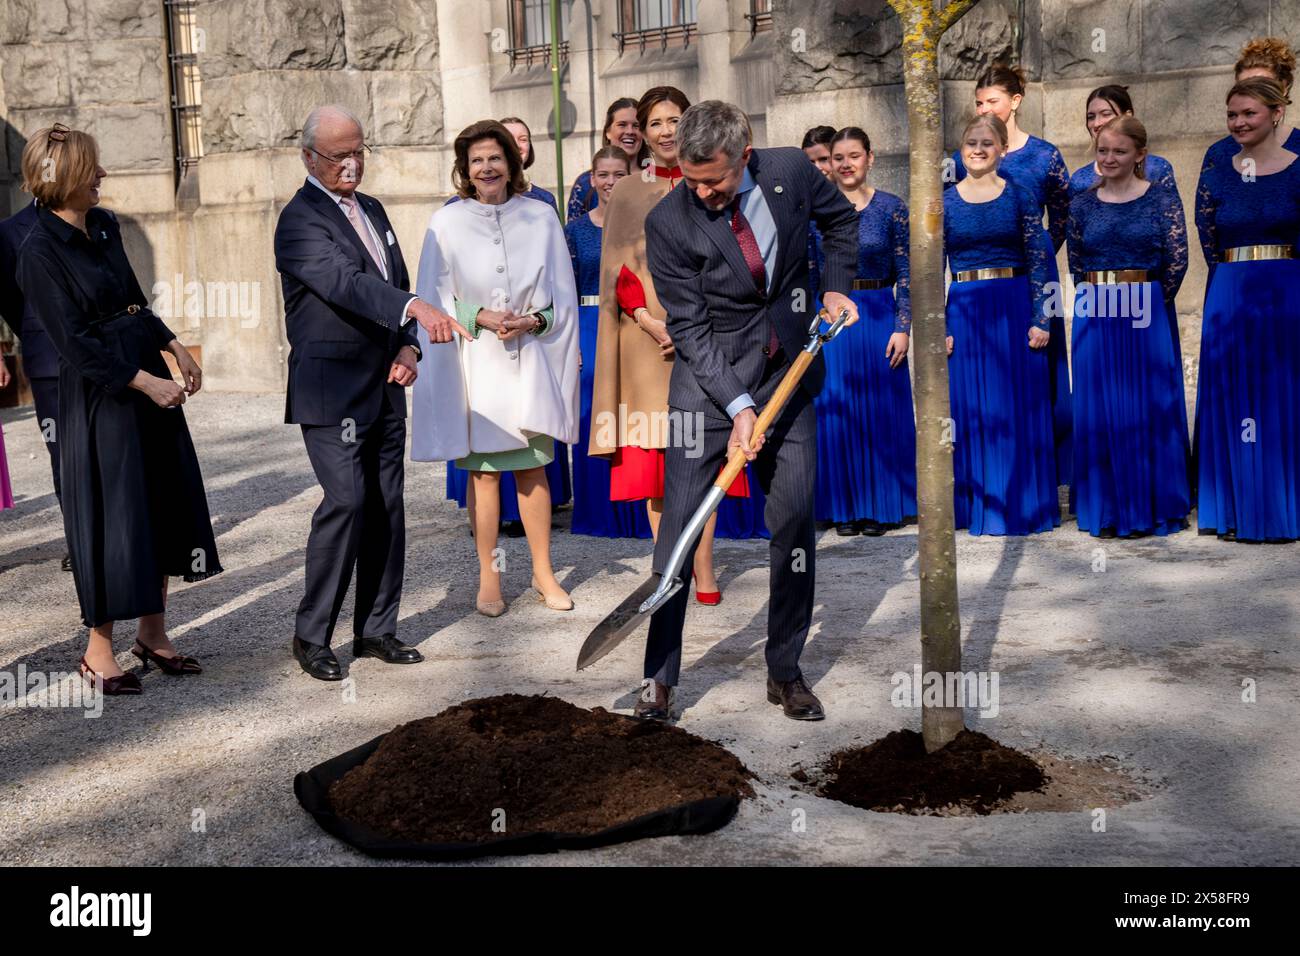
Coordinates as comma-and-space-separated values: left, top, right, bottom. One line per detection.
714, 349, 816, 491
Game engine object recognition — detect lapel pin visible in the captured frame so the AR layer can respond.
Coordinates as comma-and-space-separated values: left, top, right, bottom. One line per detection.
774, 185, 784, 194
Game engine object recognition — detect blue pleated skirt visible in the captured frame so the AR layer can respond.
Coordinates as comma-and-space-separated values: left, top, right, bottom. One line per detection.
1194, 259, 1300, 541
571, 305, 653, 538
1072, 281, 1190, 536
814, 287, 917, 523
947, 275, 1060, 535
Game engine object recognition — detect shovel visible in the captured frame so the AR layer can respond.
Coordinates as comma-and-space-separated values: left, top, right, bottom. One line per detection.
575, 306, 851, 671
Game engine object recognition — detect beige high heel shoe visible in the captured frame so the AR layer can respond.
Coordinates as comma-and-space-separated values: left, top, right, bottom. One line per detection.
531, 577, 574, 611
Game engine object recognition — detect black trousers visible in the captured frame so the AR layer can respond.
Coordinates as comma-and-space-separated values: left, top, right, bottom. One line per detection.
30, 376, 61, 505
296, 392, 406, 647
645, 367, 818, 687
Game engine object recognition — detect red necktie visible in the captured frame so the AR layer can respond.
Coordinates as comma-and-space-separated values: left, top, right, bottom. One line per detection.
730, 195, 779, 358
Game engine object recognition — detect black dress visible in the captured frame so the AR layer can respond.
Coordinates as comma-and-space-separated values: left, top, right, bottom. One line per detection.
16, 205, 222, 627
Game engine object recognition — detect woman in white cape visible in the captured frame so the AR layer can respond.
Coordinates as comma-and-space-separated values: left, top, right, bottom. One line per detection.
411, 120, 580, 616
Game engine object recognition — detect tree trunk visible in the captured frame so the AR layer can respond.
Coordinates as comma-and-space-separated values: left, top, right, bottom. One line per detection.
886, 0, 981, 752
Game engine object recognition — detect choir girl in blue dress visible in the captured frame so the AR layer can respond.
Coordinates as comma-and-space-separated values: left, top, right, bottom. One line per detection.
566, 98, 644, 222
1068, 85, 1184, 367
812, 127, 916, 535
802, 126, 836, 304
1195, 78, 1300, 543
951, 64, 1072, 487
443, 116, 571, 532
1069, 86, 1178, 199
566, 147, 654, 538
1201, 38, 1300, 177
1068, 117, 1191, 538
944, 114, 1059, 536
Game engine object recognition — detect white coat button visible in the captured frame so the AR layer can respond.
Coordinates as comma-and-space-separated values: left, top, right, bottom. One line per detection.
494, 238, 501, 244
496, 265, 504, 273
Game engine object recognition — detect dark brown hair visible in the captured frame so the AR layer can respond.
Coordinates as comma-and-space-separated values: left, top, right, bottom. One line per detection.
975, 62, 1027, 97
801, 125, 836, 149
636, 86, 689, 166
602, 96, 640, 145
451, 120, 527, 200
498, 115, 535, 169
830, 126, 871, 153
1236, 37, 1296, 94
1084, 84, 1134, 130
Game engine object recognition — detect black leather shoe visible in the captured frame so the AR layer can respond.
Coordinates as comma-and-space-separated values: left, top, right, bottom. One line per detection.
632, 679, 674, 722
292, 637, 342, 681
834, 522, 858, 537
502, 520, 526, 538
767, 675, 825, 720
61, 553, 72, 572
352, 634, 423, 664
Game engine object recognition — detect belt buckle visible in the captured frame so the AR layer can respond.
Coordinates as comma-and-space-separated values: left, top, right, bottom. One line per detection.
126, 304, 140, 314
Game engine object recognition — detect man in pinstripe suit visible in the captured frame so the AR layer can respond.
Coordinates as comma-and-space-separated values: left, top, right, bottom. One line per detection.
635, 101, 860, 722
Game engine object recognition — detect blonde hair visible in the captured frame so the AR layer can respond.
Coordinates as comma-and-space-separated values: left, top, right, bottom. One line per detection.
21, 126, 100, 208
960, 113, 1009, 150
1226, 76, 1293, 112
1091, 116, 1149, 185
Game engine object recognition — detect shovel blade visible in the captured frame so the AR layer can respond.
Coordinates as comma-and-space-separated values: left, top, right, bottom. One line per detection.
575, 573, 683, 671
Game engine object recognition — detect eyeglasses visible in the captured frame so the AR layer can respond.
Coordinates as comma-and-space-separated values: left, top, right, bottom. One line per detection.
47, 123, 70, 144
305, 144, 372, 166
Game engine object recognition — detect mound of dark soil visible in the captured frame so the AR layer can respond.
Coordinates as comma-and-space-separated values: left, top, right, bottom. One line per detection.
328, 694, 754, 843
817, 729, 1047, 814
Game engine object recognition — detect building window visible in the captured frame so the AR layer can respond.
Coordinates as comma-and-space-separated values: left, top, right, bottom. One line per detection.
746, 0, 772, 38
508, 0, 571, 68
615, 0, 698, 55
164, 0, 203, 187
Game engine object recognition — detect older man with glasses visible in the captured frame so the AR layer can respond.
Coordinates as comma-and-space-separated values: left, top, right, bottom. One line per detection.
274, 104, 468, 680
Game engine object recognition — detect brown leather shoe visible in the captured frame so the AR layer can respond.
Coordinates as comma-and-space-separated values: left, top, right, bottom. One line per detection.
767, 675, 825, 720
632, 679, 675, 722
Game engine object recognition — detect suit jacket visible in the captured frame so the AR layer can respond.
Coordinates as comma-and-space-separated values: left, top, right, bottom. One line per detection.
644, 146, 858, 421
274, 179, 420, 426
0, 200, 61, 380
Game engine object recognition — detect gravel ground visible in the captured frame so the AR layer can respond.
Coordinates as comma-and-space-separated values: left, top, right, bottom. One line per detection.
1, 391, 1297, 866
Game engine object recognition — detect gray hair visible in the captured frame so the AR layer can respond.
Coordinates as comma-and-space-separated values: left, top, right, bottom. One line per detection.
676, 101, 752, 165
301, 105, 364, 150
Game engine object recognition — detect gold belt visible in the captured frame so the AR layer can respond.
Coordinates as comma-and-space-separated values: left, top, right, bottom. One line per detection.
1223, 244, 1295, 262
851, 278, 890, 290
1084, 269, 1150, 284
953, 266, 1025, 283
579, 295, 600, 306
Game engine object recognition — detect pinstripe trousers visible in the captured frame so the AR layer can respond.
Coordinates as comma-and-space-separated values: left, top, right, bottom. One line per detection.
645, 360, 818, 686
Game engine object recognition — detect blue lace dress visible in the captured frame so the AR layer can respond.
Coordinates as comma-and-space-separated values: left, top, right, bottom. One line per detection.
944, 182, 1060, 535
811, 191, 917, 525
1070, 157, 1184, 364
953, 135, 1073, 483
1194, 153, 1300, 541
1067, 186, 1191, 536
567, 171, 595, 222
443, 183, 571, 517
565, 213, 653, 538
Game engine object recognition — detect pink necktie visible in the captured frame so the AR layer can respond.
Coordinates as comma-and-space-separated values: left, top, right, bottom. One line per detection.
338, 196, 385, 277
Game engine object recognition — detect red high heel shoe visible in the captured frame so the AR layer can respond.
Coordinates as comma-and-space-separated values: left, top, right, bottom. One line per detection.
79, 657, 143, 696
692, 572, 722, 606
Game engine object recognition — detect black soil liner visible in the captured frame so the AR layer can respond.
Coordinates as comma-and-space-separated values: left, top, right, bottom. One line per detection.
295, 694, 754, 860
817, 729, 1047, 814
